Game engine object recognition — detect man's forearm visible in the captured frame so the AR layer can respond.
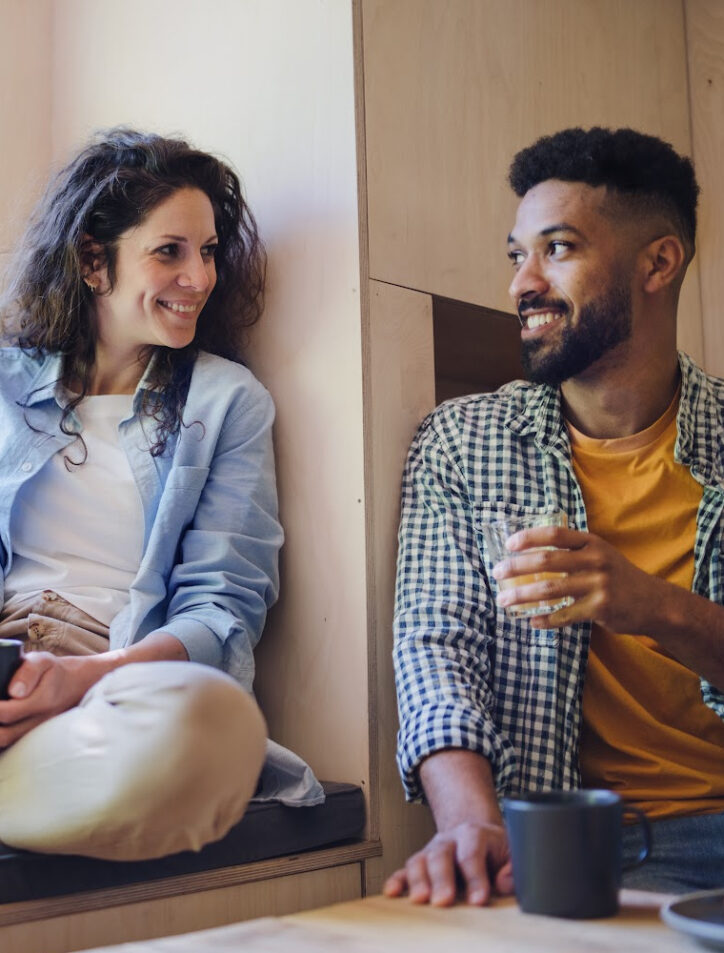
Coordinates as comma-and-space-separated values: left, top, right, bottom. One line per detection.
652, 580, 724, 690
384, 748, 513, 905
419, 748, 503, 831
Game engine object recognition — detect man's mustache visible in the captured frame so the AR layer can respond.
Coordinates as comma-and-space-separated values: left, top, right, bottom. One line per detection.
517, 296, 569, 324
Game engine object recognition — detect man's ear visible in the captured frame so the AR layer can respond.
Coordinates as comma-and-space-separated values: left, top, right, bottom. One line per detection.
641, 235, 687, 294
79, 234, 109, 291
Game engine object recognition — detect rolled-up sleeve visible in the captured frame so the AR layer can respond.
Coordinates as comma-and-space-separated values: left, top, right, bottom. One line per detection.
394, 409, 516, 802
160, 386, 283, 692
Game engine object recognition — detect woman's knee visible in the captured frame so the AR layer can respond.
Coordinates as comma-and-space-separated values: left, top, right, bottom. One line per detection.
24, 663, 268, 858
90, 661, 267, 779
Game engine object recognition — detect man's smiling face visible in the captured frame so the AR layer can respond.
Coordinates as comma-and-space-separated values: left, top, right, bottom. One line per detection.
507, 179, 636, 386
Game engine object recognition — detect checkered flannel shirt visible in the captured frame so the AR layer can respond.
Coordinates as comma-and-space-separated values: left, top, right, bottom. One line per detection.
394, 351, 724, 802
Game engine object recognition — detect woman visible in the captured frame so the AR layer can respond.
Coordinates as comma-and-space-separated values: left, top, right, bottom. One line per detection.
0, 128, 288, 860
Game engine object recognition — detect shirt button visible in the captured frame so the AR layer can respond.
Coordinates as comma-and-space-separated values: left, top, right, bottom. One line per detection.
20, 462, 32, 473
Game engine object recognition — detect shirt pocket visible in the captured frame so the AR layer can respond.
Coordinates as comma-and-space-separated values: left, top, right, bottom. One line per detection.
473, 501, 561, 558
164, 465, 211, 492
472, 501, 562, 646
145, 466, 211, 576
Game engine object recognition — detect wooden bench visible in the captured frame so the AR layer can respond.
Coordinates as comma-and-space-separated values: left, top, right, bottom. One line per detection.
0, 781, 378, 953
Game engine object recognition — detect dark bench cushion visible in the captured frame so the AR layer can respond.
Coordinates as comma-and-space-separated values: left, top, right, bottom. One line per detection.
0, 781, 364, 904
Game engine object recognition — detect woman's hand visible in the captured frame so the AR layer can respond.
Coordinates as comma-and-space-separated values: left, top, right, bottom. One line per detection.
0, 632, 189, 748
0, 653, 103, 747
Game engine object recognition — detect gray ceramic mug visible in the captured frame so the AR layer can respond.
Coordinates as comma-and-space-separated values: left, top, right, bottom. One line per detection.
502, 789, 651, 919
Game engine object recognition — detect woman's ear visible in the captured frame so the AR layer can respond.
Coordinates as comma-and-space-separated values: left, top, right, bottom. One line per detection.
79, 234, 108, 293
641, 235, 687, 294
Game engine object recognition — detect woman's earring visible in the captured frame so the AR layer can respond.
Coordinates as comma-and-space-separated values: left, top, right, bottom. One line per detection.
84, 279, 99, 294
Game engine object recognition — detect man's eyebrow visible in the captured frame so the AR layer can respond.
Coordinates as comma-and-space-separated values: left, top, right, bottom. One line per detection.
508, 223, 586, 245
540, 223, 586, 238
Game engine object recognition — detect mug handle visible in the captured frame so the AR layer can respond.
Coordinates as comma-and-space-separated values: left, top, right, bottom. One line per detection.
622, 806, 652, 870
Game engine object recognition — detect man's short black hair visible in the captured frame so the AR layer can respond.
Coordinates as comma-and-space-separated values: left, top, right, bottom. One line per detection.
509, 127, 699, 254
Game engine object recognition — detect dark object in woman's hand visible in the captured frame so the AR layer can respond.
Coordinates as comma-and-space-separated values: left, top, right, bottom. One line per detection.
0, 640, 23, 700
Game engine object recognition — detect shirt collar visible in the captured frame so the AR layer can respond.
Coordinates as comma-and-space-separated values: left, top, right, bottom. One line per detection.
132, 350, 164, 414
22, 352, 66, 408
675, 350, 724, 489
503, 351, 724, 490
505, 380, 572, 459
22, 348, 163, 414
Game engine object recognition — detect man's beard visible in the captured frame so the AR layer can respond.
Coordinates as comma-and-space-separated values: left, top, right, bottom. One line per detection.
520, 284, 633, 386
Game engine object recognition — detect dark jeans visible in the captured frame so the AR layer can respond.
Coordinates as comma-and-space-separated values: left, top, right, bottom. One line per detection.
622, 811, 724, 893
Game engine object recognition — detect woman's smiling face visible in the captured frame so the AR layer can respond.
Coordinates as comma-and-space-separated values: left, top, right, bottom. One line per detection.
92, 187, 218, 355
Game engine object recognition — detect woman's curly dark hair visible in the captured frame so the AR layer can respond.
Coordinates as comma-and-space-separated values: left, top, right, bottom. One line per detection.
1, 127, 266, 456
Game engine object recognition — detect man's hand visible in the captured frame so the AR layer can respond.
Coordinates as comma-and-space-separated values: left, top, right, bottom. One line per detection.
383, 749, 513, 906
492, 524, 662, 634
492, 524, 724, 688
383, 819, 513, 906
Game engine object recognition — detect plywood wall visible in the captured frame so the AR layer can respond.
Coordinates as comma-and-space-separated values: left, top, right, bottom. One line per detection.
361, 0, 703, 365
685, 0, 724, 377
363, 279, 438, 889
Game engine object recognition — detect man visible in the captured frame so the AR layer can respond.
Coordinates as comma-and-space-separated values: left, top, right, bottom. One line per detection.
384, 127, 724, 904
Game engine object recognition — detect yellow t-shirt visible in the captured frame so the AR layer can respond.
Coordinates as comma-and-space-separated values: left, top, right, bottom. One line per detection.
568, 393, 724, 819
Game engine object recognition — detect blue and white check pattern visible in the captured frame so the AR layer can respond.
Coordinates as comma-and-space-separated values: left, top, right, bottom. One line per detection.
394, 352, 724, 802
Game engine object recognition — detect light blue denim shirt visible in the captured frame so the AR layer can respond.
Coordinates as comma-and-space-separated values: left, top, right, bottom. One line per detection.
0, 346, 282, 692
0, 346, 325, 806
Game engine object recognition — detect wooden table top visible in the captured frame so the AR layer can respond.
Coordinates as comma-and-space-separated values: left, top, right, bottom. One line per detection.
78, 890, 697, 953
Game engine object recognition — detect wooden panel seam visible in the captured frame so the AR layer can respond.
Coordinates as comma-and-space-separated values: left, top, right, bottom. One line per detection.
681, 0, 707, 360
353, 0, 380, 845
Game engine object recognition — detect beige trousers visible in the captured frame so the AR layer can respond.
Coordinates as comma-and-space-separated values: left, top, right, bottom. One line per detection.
0, 593, 266, 860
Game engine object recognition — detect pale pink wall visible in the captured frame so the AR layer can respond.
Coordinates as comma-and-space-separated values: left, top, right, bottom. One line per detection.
0, 0, 53, 279
7, 0, 368, 787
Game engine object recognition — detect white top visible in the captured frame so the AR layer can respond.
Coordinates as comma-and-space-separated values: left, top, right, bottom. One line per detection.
5, 394, 145, 626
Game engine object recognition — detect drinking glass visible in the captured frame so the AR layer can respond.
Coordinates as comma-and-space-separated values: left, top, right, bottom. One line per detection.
482, 510, 573, 618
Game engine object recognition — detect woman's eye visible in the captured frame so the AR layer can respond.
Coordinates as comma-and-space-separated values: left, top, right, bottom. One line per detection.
202, 244, 218, 259
549, 240, 571, 255
156, 244, 178, 258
